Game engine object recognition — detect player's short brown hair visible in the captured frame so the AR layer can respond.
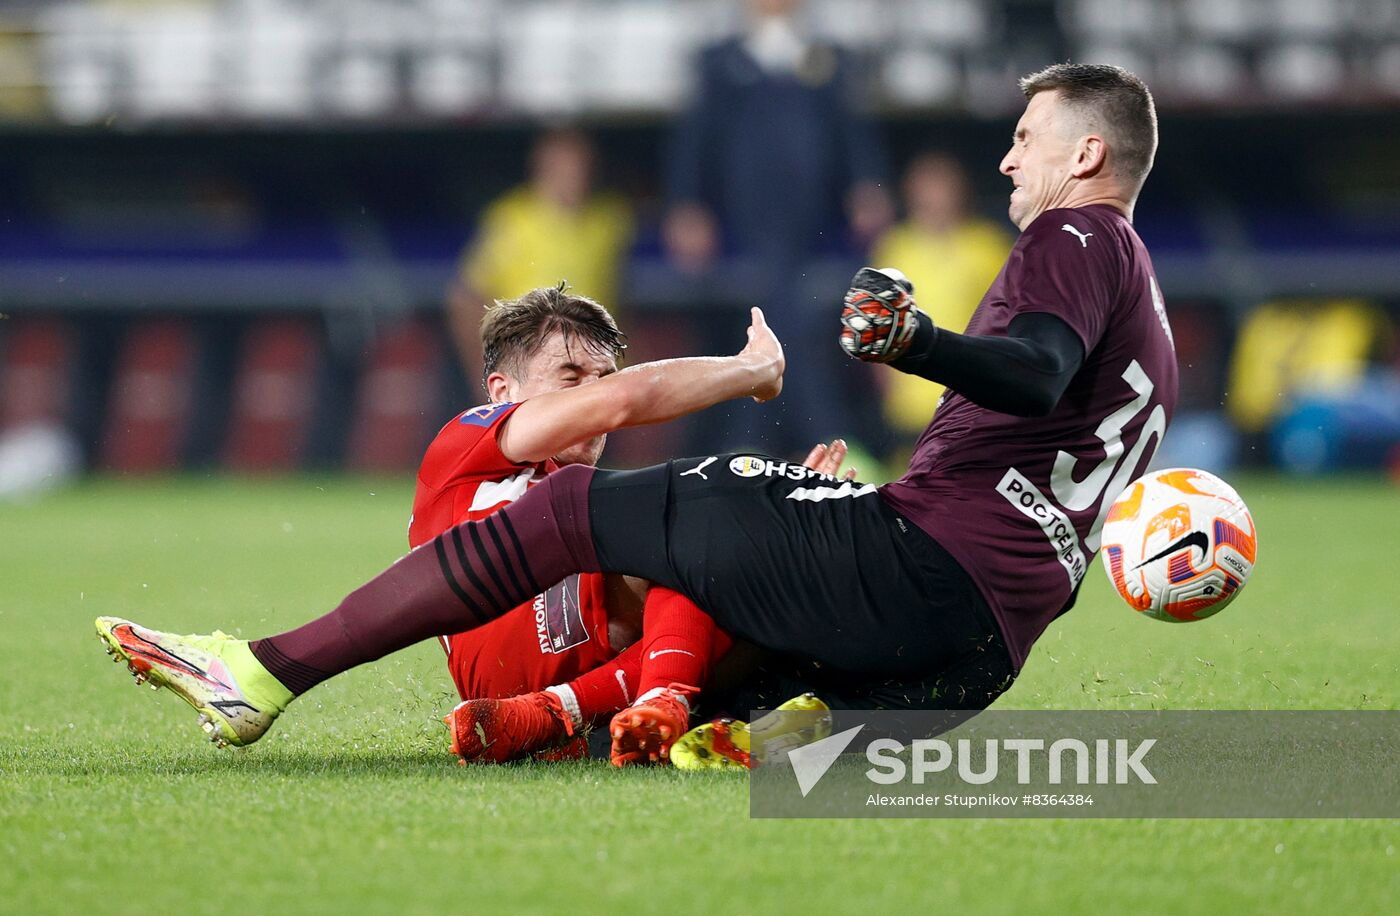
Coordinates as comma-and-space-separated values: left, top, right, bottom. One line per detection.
480, 282, 626, 385
1019, 63, 1158, 192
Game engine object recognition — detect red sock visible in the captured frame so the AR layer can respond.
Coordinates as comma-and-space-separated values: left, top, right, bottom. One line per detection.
636, 586, 733, 699
549, 643, 642, 729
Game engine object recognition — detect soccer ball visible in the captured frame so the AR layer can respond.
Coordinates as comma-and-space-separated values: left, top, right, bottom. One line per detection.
1099, 468, 1257, 622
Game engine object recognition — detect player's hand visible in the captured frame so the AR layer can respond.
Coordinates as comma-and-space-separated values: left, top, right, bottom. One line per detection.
839, 266, 928, 363
737, 306, 785, 402
802, 438, 858, 481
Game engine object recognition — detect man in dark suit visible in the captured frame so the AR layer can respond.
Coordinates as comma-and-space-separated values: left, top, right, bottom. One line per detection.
663, 0, 893, 456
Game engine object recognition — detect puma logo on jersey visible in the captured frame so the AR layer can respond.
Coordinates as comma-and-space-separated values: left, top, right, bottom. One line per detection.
1061, 224, 1093, 247
681, 457, 718, 480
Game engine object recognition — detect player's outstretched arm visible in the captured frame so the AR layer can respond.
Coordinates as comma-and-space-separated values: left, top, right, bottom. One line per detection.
840, 267, 1083, 417
889, 311, 1084, 417
500, 307, 784, 464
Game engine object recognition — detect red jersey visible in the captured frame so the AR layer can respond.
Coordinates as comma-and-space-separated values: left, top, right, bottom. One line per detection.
410, 401, 616, 700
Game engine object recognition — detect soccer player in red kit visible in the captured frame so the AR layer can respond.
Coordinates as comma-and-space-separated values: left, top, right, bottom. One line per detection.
412, 289, 852, 764
411, 396, 632, 761
409, 285, 765, 762
99, 64, 1178, 760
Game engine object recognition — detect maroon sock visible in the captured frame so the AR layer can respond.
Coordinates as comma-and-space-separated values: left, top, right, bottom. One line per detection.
251, 465, 599, 696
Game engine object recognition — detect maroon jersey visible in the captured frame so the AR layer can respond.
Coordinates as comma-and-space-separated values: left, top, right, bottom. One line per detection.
879, 204, 1178, 669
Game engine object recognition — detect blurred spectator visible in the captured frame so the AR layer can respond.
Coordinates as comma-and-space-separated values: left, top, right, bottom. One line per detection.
663, 0, 892, 454
663, 0, 891, 269
1226, 298, 1399, 473
1226, 299, 1391, 434
448, 128, 633, 382
870, 152, 1011, 449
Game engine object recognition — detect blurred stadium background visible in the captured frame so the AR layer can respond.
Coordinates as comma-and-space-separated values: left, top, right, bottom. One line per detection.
2, 0, 1399, 496
7, 6, 1400, 913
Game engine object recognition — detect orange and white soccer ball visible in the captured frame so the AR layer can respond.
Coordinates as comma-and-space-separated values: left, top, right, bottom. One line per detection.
1099, 468, 1257, 622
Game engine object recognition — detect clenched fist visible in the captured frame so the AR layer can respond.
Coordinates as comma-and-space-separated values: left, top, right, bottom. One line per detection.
839, 267, 927, 363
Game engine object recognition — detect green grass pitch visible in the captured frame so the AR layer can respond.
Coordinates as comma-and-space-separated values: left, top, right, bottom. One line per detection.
3, 474, 1397, 914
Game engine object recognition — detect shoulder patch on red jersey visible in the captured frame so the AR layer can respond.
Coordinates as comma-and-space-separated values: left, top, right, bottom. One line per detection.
459, 402, 515, 428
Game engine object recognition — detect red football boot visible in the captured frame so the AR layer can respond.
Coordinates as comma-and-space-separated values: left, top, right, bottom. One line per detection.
445, 690, 578, 764
608, 684, 696, 767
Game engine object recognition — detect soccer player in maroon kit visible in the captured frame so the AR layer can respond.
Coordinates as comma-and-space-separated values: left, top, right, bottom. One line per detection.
98, 64, 1177, 758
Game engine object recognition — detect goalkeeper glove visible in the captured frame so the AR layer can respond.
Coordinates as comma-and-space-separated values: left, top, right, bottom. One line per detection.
839, 266, 927, 363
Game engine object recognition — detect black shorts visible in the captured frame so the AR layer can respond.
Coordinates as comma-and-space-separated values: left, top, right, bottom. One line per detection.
588, 454, 1014, 711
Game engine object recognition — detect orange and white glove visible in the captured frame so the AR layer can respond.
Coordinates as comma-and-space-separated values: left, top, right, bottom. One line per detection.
838, 267, 927, 363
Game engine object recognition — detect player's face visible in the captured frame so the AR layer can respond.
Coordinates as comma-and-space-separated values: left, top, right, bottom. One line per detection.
1000, 91, 1078, 230
506, 330, 618, 467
